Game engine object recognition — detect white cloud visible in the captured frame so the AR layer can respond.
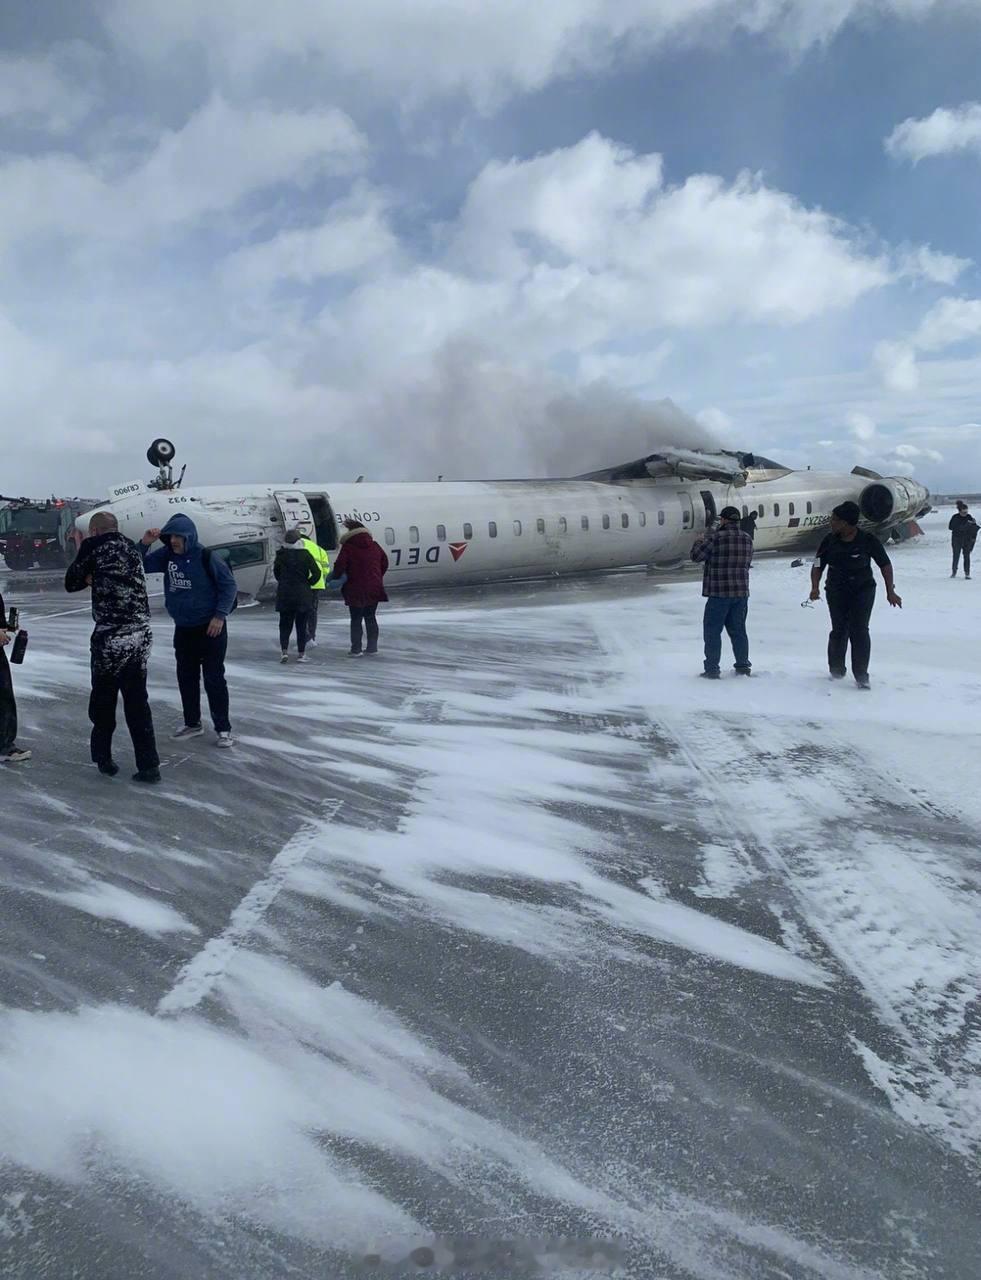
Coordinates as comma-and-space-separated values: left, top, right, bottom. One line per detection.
873, 297, 981, 392
847, 411, 877, 441
451, 135, 894, 331
0, 45, 98, 134
104, 0, 960, 110
874, 340, 920, 392
0, 96, 367, 252
886, 101, 981, 163
896, 244, 971, 285
912, 296, 981, 351
220, 190, 397, 292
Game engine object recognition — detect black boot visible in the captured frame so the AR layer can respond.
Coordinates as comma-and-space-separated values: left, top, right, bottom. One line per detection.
132, 768, 161, 784
97, 760, 120, 777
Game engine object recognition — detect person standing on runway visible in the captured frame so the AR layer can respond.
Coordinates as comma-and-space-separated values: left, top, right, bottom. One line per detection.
65, 511, 160, 782
0, 590, 30, 763
299, 528, 330, 645
273, 530, 320, 663
329, 519, 389, 656
948, 501, 978, 579
809, 501, 902, 690
140, 514, 237, 747
690, 505, 754, 679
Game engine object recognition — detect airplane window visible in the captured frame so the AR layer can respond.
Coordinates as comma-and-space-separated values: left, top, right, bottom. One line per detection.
683, 510, 691, 526
758, 504, 764, 518
537, 517, 545, 534
806, 502, 813, 515
409, 525, 419, 544
621, 513, 629, 529
658, 511, 665, 526
463, 522, 473, 540
742, 505, 748, 517
602, 514, 610, 530
489, 521, 497, 538
789, 502, 795, 516
558, 516, 567, 533
639, 512, 647, 527
581, 515, 589, 531
773, 504, 780, 517
384, 527, 395, 545
437, 524, 446, 541
209, 541, 266, 569
513, 520, 522, 535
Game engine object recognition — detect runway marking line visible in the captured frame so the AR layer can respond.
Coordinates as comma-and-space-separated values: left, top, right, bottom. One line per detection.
157, 799, 343, 1017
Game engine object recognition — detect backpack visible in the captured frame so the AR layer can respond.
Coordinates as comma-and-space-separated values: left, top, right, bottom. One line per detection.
201, 547, 239, 611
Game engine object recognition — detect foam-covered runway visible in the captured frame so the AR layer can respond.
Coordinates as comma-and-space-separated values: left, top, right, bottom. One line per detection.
1, 514, 979, 1278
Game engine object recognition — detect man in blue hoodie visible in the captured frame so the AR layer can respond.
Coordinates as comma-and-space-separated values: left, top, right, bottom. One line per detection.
140, 514, 238, 747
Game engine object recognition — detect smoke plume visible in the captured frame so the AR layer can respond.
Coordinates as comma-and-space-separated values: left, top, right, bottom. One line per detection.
321, 341, 720, 481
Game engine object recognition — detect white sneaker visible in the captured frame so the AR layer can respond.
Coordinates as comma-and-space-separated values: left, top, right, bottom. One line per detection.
172, 724, 204, 739
296, 654, 309, 664
280, 652, 289, 664
1, 747, 31, 763
216, 732, 234, 748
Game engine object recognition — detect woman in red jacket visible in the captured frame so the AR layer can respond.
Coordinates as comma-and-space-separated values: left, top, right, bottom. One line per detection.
330, 520, 389, 656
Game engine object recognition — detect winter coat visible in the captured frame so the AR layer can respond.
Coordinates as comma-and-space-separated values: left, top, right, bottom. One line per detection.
273, 545, 320, 611
949, 512, 979, 548
331, 529, 389, 608
140, 514, 237, 627
66, 531, 153, 674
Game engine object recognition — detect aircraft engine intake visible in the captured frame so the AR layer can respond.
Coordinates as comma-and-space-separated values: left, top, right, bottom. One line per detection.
859, 478, 930, 527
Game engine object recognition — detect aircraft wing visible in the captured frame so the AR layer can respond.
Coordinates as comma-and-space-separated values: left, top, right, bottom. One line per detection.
577, 448, 750, 486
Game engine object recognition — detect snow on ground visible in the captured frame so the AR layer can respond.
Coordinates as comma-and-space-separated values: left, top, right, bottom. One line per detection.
0, 511, 978, 1278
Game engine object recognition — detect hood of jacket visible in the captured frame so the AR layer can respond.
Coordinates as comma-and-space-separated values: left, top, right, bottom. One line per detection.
160, 513, 200, 553
339, 528, 373, 548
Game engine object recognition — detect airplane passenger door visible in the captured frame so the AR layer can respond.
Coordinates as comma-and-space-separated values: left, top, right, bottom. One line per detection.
273, 490, 314, 536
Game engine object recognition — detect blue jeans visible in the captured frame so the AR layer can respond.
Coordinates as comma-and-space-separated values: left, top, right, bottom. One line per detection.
703, 597, 750, 674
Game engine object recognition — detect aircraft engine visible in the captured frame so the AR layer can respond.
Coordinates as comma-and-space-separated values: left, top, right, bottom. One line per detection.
859, 477, 931, 526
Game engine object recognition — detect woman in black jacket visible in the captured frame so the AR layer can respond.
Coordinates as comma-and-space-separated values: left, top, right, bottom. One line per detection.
273, 531, 320, 663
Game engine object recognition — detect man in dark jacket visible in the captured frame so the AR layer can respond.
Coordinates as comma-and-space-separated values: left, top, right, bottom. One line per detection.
140, 514, 238, 746
739, 510, 758, 542
65, 511, 160, 781
949, 501, 978, 579
0, 590, 30, 763
273, 530, 320, 662
330, 520, 389, 656
690, 506, 754, 679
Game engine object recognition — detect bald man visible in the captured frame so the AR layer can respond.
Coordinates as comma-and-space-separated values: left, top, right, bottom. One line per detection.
65, 511, 160, 782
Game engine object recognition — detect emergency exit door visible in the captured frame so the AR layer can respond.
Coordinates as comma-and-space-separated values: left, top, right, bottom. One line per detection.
273, 490, 313, 534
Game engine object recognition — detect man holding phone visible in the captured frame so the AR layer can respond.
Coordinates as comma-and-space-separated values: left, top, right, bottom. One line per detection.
0, 590, 31, 763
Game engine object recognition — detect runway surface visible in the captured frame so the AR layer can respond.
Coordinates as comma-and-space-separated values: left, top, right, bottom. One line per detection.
1, 512, 979, 1278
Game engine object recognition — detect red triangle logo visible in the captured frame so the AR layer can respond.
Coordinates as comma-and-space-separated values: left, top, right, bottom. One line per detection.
449, 542, 468, 562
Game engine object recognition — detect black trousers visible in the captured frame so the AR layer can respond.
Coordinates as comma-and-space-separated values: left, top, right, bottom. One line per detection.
349, 605, 379, 654
826, 582, 875, 678
174, 624, 231, 732
0, 648, 17, 753
952, 539, 972, 575
90, 653, 159, 772
306, 593, 321, 639
278, 609, 309, 653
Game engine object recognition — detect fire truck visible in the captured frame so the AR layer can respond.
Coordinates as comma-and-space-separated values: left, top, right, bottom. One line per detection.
0, 497, 96, 570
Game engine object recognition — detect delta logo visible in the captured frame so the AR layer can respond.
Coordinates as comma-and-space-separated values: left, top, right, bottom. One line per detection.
449, 542, 468, 562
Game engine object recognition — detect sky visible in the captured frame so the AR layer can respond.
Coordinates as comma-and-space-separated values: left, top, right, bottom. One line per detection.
2, 0, 981, 496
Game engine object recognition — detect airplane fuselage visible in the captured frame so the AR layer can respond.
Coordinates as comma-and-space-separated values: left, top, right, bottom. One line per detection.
77, 463, 930, 600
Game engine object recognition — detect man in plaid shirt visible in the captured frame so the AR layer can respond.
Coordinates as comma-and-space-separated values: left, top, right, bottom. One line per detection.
690, 505, 754, 679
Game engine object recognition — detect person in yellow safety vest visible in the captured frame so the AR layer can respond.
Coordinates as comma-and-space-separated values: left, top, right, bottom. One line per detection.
299, 531, 330, 646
